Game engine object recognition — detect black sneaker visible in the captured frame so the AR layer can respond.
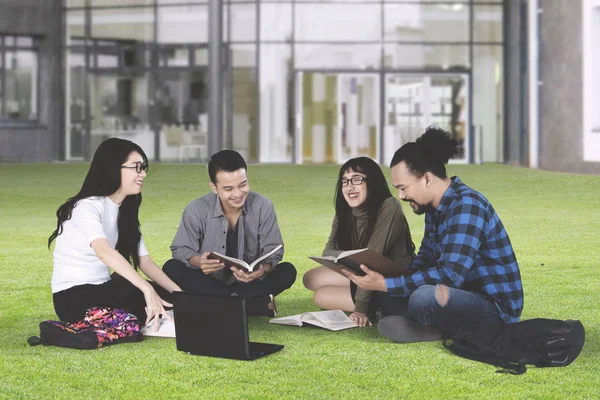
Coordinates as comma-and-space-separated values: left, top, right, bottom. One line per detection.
377, 315, 443, 343
246, 295, 277, 317
374, 307, 390, 323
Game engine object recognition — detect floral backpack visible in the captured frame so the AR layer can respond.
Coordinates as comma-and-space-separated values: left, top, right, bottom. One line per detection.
28, 307, 143, 349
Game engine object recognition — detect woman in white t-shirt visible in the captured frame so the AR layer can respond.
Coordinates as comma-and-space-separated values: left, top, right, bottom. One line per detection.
48, 138, 180, 328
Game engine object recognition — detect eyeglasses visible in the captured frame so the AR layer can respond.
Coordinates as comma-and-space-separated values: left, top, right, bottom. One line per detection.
341, 176, 367, 187
121, 161, 148, 174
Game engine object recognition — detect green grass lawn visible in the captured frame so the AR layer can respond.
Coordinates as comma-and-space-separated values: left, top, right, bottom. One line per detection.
0, 163, 598, 399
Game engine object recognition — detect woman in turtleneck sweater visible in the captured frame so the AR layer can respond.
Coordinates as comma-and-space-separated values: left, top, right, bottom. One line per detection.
303, 157, 415, 327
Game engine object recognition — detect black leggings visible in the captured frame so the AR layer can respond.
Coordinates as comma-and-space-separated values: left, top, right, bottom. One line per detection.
162, 259, 297, 298
53, 274, 148, 323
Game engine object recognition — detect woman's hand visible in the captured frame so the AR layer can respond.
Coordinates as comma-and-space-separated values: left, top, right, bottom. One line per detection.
142, 286, 174, 331
349, 311, 372, 327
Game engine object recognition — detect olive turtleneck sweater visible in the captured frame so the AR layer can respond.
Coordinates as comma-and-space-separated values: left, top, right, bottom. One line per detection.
322, 197, 414, 314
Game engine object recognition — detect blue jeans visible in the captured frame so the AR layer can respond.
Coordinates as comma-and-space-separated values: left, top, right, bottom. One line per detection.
378, 285, 504, 336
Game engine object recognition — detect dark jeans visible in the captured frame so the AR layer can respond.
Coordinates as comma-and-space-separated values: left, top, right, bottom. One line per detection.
53, 274, 148, 323
162, 259, 297, 299
377, 284, 504, 336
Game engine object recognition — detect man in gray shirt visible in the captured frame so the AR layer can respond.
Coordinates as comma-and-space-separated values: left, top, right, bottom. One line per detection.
163, 150, 296, 316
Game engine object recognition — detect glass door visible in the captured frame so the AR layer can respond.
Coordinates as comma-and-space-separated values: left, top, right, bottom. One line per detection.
384, 73, 469, 164
295, 71, 379, 164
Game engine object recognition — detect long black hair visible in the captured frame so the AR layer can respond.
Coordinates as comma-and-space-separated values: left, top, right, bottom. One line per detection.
390, 126, 459, 178
333, 157, 414, 256
48, 138, 148, 268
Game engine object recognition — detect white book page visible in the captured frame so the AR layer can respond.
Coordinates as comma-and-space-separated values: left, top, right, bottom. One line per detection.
303, 310, 357, 329
141, 310, 175, 338
249, 244, 283, 270
269, 314, 303, 326
210, 252, 251, 270
337, 248, 368, 260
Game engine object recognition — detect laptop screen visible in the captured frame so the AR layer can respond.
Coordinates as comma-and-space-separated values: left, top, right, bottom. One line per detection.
172, 292, 250, 359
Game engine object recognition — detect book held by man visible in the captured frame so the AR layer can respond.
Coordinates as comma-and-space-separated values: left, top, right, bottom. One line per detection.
269, 310, 358, 331
208, 244, 283, 272
309, 248, 412, 277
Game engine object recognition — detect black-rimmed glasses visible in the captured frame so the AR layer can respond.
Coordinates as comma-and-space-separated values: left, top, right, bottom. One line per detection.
121, 161, 148, 174
341, 176, 367, 187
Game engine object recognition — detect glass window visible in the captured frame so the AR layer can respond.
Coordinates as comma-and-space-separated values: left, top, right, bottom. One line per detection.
92, 7, 155, 42
158, 0, 207, 4
157, 5, 208, 44
383, 44, 469, 69
65, 0, 86, 8
384, 3, 469, 43
90, 0, 154, 6
230, 44, 258, 162
295, 4, 381, 42
0, 38, 39, 122
228, 4, 256, 42
260, 3, 292, 42
259, 44, 292, 162
472, 45, 503, 162
297, 0, 380, 2
295, 44, 382, 69
473, 5, 503, 43
193, 48, 208, 66
66, 9, 85, 43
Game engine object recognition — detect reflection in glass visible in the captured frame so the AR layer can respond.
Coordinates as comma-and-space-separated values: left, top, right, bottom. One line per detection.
473, 5, 503, 43
91, 7, 155, 42
3, 51, 38, 121
384, 3, 469, 43
260, 45, 292, 162
295, 4, 381, 42
260, 3, 292, 42
157, 5, 208, 44
384, 74, 468, 162
295, 44, 382, 69
297, 72, 379, 164
228, 4, 256, 42
90, 0, 153, 6
383, 44, 469, 69
66, 50, 86, 158
231, 44, 257, 162
473, 45, 503, 162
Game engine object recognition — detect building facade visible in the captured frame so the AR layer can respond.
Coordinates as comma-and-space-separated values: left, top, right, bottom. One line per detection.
0, 0, 597, 173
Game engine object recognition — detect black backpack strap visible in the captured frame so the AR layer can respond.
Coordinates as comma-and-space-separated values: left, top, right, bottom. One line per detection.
27, 336, 46, 347
443, 338, 528, 375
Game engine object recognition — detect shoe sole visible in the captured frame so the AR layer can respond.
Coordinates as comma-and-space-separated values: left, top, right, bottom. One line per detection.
377, 316, 443, 343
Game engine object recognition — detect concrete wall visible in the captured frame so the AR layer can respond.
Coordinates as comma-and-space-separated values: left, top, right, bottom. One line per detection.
0, 0, 63, 162
538, 0, 600, 173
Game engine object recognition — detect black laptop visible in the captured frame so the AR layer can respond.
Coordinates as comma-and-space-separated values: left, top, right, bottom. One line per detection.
172, 292, 284, 360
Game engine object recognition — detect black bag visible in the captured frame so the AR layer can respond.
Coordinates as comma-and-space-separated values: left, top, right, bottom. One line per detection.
444, 319, 585, 374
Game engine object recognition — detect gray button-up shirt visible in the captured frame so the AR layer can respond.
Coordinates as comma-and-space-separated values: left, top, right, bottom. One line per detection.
170, 191, 284, 285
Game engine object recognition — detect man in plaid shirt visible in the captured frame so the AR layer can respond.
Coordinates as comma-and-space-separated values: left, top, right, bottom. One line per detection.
344, 127, 524, 343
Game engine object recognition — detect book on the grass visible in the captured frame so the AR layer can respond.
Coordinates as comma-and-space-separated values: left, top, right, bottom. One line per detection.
309, 248, 412, 277
269, 310, 358, 331
208, 244, 283, 272
141, 310, 175, 338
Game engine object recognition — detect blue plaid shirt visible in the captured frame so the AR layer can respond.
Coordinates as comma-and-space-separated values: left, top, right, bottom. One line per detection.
385, 177, 524, 323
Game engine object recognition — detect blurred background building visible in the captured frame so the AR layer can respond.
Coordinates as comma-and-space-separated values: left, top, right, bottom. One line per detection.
0, 0, 597, 173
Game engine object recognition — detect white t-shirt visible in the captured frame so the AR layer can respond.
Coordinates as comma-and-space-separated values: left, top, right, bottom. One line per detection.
52, 196, 149, 293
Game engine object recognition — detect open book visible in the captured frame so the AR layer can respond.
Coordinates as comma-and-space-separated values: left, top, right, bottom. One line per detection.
141, 310, 175, 338
208, 244, 283, 272
309, 248, 412, 278
269, 310, 357, 331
